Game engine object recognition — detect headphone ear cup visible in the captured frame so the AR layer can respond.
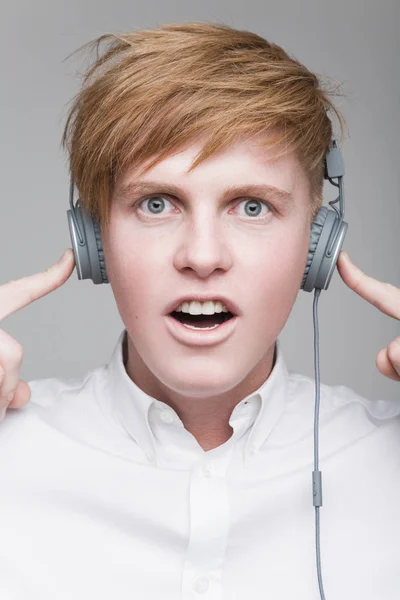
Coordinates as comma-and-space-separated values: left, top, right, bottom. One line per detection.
92, 218, 109, 284
67, 201, 109, 284
302, 206, 348, 292
302, 207, 329, 291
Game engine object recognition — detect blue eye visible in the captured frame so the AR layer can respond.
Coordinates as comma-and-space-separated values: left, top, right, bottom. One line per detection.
140, 196, 171, 214
137, 195, 272, 218
237, 199, 271, 218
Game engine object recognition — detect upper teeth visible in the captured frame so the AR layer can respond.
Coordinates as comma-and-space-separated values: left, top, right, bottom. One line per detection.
175, 300, 229, 315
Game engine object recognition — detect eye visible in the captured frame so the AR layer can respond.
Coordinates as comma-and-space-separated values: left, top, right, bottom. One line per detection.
137, 195, 174, 215
134, 195, 273, 219
235, 198, 272, 218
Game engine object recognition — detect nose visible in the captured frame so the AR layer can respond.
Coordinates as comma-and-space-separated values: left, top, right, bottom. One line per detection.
173, 214, 233, 279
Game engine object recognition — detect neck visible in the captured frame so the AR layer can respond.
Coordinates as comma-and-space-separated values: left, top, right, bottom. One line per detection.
123, 333, 276, 451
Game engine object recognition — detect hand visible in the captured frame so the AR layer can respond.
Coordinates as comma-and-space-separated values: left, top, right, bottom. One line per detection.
0, 249, 75, 421
336, 251, 400, 382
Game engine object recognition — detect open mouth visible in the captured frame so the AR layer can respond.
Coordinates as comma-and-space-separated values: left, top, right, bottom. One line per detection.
169, 311, 234, 329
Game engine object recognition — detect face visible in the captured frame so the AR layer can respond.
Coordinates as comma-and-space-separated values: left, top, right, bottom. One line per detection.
101, 134, 312, 407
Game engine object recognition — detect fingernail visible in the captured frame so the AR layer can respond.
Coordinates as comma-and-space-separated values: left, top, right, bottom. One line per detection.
342, 251, 351, 263
58, 249, 70, 263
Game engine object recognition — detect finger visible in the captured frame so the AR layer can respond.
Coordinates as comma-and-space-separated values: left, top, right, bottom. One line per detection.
376, 340, 400, 382
0, 329, 25, 405
337, 252, 400, 320
0, 376, 31, 409
0, 249, 75, 322
7, 380, 31, 408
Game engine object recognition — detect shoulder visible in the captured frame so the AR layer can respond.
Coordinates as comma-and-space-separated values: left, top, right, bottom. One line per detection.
24, 366, 102, 420
289, 370, 400, 421
27, 368, 99, 409
0, 363, 116, 447
286, 370, 400, 454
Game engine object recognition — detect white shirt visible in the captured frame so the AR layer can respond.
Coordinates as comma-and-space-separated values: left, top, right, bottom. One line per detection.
0, 328, 400, 600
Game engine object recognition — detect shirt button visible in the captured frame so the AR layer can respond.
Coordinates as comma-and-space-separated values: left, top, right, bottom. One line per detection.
193, 577, 209, 593
202, 462, 213, 478
160, 410, 175, 424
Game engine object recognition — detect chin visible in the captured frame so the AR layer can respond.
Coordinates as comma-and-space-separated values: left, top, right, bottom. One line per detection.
156, 362, 248, 398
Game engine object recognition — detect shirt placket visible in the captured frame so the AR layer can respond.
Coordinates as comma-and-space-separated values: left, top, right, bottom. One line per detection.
181, 449, 233, 600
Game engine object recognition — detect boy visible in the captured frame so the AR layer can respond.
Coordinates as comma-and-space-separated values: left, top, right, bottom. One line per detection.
0, 22, 399, 600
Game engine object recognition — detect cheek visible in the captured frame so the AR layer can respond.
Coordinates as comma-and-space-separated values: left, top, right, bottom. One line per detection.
245, 233, 309, 323
104, 233, 169, 322
109, 257, 155, 311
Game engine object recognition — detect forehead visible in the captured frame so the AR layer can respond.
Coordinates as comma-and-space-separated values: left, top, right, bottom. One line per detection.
115, 133, 305, 193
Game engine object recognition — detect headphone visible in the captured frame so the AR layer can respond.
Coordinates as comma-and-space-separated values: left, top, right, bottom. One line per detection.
66, 139, 348, 600
67, 139, 348, 293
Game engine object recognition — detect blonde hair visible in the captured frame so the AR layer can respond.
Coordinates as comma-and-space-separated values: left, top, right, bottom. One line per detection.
62, 22, 348, 228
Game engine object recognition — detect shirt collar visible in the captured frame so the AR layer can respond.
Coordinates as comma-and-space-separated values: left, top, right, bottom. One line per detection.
104, 329, 290, 467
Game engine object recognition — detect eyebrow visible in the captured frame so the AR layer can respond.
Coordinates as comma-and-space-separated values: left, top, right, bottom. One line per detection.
114, 180, 294, 207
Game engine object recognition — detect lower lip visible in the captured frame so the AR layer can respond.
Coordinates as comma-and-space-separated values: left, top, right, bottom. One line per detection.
164, 315, 238, 347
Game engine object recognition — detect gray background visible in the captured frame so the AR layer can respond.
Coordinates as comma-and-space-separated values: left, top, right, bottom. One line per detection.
1, 0, 399, 401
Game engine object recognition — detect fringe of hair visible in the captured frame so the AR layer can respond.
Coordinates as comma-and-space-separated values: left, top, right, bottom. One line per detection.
61, 22, 348, 228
